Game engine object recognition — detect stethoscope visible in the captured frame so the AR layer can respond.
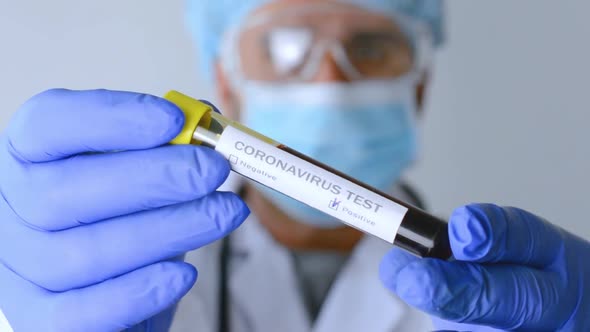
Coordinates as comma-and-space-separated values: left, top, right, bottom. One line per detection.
217, 185, 245, 332
214, 184, 426, 332
217, 235, 231, 332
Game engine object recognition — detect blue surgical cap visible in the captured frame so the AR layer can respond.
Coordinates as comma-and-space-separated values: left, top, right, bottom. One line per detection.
186, 0, 445, 80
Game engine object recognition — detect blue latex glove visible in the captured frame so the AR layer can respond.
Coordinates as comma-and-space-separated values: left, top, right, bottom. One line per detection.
380, 204, 590, 331
0, 89, 250, 332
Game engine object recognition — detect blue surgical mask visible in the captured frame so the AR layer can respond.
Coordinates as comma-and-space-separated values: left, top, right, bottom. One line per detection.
240, 78, 419, 228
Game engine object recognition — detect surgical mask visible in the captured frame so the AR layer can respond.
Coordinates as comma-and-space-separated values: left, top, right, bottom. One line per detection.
240, 77, 419, 228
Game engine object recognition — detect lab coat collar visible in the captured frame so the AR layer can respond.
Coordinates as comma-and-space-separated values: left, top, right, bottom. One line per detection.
312, 236, 407, 332
229, 216, 311, 332
229, 216, 407, 332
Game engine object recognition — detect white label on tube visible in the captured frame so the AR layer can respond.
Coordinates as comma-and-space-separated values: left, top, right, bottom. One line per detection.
215, 126, 408, 243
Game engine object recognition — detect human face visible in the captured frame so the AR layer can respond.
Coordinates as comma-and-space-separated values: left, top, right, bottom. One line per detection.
215, 0, 429, 117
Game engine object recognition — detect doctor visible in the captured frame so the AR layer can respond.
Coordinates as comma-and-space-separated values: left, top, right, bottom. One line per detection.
0, 0, 443, 331
3, 1, 587, 332
172, 0, 443, 331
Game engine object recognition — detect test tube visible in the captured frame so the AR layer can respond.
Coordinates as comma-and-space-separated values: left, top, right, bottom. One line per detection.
165, 90, 452, 260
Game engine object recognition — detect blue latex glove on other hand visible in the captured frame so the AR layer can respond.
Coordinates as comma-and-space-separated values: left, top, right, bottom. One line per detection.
0, 89, 250, 332
380, 204, 589, 331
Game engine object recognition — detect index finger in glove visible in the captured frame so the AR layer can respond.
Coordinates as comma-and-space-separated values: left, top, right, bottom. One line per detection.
387, 258, 566, 331
449, 204, 563, 268
0, 145, 230, 231
6, 89, 183, 163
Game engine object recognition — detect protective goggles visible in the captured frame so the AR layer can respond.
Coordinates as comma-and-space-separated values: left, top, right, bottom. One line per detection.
221, 2, 434, 83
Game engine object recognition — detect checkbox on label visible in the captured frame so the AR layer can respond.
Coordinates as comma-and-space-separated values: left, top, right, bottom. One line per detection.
229, 155, 239, 165
329, 198, 341, 211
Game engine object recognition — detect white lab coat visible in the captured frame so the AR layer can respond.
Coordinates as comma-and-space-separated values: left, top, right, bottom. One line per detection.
169, 183, 433, 332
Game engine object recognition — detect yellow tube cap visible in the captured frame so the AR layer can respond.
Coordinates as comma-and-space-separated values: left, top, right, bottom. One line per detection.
164, 90, 212, 145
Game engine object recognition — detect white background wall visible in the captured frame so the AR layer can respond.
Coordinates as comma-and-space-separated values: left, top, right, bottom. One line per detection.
1, 1, 589, 238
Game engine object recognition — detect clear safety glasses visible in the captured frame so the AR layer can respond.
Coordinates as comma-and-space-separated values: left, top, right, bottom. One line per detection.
221, 2, 433, 83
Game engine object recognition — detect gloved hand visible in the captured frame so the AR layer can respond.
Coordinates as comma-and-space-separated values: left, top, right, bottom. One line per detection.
380, 204, 590, 331
0, 89, 250, 332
